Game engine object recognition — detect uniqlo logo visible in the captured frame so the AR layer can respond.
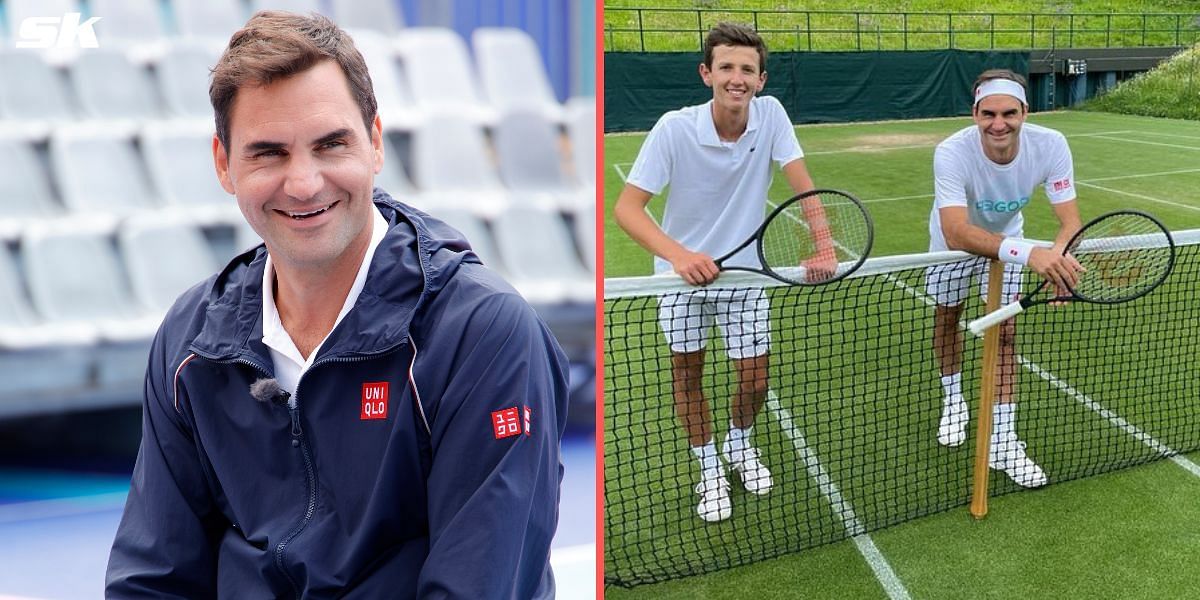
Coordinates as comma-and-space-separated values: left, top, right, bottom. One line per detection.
361, 382, 388, 420
493, 407, 521, 439
1008, 249, 1019, 256
1053, 178, 1070, 192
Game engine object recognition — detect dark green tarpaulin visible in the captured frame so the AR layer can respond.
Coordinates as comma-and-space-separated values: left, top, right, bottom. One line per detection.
605, 50, 1028, 132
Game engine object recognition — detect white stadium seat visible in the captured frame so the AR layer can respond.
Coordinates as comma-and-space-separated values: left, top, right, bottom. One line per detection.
155, 42, 220, 118
331, 0, 404, 36
140, 120, 240, 224
50, 126, 158, 216
119, 214, 219, 312
492, 108, 573, 210
394, 27, 494, 124
70, 48, 161, 120
491, 207, 591, 304
472, 28, 563, 121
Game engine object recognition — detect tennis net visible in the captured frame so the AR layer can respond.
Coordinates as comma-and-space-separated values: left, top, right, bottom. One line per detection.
603, 229, 1200, 588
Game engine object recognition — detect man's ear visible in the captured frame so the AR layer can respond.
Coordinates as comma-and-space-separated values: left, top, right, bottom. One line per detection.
371, 114, 384, 174
212, 134, 235, 195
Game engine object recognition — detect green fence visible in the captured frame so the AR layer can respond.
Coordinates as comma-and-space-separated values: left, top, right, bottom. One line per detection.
605, 50, 1028, 132
605, 8, 1200, 52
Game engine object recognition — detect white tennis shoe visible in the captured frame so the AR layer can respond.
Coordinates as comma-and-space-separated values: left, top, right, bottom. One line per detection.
723, 445, 773, 495
694, 469, 732, 522
937, 396, 969, 447
989, 433, 1048, 488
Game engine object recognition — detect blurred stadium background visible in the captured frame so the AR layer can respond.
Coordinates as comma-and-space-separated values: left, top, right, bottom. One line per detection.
0, 0, 597, 598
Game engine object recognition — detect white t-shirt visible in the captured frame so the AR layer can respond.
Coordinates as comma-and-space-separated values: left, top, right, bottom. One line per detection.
626, 95, 805, 273
929, 122, 1076, 252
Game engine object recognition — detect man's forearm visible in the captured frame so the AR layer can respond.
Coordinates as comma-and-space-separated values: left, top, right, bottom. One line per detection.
614, 200, 692, 263
944, 221, 1006, 259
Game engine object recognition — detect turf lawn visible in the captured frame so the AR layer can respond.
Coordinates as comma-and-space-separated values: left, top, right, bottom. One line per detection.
603, 111, 1200, 598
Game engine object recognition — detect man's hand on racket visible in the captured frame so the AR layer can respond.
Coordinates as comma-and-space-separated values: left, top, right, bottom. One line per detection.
802, 247, 837, 283
1027, 245, 1084, 303
670, 249, 720, 286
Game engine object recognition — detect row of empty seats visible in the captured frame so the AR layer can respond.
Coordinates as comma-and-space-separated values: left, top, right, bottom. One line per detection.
0, 99, 593, 232
0, 204, 592, 397
0, 25, 574, 126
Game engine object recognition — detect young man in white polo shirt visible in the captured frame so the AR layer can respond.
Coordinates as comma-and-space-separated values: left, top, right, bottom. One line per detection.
926, 69, 1084, 488
614, 22, 831, 522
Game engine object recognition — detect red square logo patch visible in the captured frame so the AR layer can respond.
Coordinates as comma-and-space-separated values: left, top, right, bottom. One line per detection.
361, 382, 388, 420
1053, 178, 1070, 192
493, 407, 521, 439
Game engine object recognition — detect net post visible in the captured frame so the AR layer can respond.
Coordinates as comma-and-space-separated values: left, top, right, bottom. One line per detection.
970, 259, 1005, 519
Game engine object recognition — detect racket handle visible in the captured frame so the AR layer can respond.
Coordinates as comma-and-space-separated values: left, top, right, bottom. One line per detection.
968, 300, 1025, 336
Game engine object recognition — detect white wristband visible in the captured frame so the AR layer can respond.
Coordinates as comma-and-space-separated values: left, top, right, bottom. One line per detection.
998, 238, 1035, 265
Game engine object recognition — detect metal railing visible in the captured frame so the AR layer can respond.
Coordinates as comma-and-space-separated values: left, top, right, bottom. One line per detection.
604, 8, 1200, 52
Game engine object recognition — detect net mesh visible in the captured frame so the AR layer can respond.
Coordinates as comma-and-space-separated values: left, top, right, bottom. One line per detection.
603, 231, 1200, 588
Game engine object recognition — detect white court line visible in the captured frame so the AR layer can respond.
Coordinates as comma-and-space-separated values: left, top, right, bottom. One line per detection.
865, 168, 1200, 205
885, 277, 1200, 480
1090, 135, 1200, 152
807, 143, 934, 156
1075, 181, 1200, 213
1017, 359, 1200, 478
612, 162, 628, 181
1067, 130, 1135, 137
766, 392, 912, 600
806, 130, 1137, 156
1081, 167, 1200, 183
1127, 130, 1200, 142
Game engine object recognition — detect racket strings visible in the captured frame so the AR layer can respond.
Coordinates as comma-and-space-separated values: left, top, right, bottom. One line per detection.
760, 192, 871, 284
1069, 213, 1174, 302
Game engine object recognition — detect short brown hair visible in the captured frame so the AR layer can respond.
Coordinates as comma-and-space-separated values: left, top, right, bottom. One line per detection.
209, 11, 378, 151
703, 22, 767, 73
973, 69, 1028, 95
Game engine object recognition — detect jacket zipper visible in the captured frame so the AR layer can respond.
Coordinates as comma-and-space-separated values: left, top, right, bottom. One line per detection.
274, 395, 315, 600
207, 357, 310, 599
195, 346, 407, 598
269, 351, 402, 600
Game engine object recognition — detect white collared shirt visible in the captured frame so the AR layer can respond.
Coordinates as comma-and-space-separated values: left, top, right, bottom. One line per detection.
261, 208, 389, 398
626, 95, 804, 273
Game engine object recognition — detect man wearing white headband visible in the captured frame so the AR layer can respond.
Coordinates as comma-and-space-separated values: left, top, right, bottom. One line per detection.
924, 69, 1084, 488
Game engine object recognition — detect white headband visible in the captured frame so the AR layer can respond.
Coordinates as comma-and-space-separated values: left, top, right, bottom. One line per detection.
974, 78, 1027, 106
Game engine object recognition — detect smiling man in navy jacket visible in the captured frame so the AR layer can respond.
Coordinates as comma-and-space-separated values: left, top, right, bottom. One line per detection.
105, 11, 568, 599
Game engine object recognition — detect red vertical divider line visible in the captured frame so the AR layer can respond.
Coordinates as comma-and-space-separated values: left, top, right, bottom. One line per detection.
593, 1, 606, 597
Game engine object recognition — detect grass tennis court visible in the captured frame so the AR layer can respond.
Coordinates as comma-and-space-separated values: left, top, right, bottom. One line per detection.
603, 110, 1200, 598
606, 111, 1200, 277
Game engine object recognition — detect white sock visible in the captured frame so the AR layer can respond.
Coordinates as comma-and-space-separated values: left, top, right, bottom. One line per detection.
724, 422, 753, 461
940, 372, 963, 404
993, 403, 1016, 438
691, 439, 720, 474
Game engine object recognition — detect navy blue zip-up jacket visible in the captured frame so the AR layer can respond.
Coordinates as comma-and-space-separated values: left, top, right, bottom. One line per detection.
106, 191, 568, 598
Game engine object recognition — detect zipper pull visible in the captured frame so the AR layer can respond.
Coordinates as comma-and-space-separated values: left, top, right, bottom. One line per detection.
288, 406, 303, 445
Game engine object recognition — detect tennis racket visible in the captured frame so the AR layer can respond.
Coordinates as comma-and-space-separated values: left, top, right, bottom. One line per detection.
713, 188, 873, 285
967, 210, 1175, 335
